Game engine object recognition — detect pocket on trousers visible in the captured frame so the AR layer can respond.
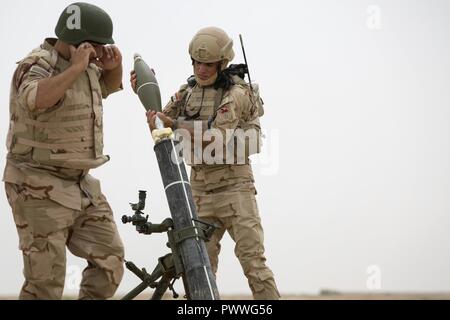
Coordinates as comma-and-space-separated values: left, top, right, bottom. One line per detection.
252, 270, 275, 293
23, 239, 52, 281
257, 269, 274, 282
80, 174, 102, 206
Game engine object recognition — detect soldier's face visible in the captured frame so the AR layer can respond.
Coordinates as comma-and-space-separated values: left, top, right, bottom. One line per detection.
193, 60, 220, 81
88, 42, 104, 60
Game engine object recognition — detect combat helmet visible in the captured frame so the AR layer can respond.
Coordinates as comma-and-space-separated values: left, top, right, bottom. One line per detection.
189, 27, 234, 69
55, 2, 114, 45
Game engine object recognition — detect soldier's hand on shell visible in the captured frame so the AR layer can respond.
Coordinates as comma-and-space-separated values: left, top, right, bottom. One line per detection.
147, 111, 174, 131
156, 112, 175, 129
69, 43, 97, 72
147, 110, 156, 131
130, 70, 137, 94
130, 68, 156, 94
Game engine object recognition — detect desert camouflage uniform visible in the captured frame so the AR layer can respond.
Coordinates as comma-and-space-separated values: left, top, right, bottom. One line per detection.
163, 76, 280, 299
3, 38, 124, 300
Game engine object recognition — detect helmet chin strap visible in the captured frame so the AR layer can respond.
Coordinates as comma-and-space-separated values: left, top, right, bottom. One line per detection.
220, 60, 229, 71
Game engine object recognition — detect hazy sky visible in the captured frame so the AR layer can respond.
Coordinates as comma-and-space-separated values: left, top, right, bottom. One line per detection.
1, 0, 449, 297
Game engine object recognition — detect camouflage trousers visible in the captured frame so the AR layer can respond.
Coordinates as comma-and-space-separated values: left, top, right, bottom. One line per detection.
193, 185, 280, 300
5, 182, 125, 300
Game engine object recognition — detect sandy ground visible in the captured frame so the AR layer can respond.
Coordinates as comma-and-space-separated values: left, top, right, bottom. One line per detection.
143, 293, 450, 300
1, 292, 450, 300
227, 293, 450, 300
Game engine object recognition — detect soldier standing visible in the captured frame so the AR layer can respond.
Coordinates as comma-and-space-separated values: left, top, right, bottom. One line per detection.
131, 27, 280, 299
4, 2, 124, 299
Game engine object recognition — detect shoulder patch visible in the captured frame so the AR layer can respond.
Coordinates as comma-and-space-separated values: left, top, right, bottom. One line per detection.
219, 106, 230, 114
29, 64, 51, 79
14, 47, 57, 88
14, 62, 35, 89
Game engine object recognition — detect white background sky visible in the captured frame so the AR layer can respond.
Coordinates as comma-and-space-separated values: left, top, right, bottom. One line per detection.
1, 0, 449, 298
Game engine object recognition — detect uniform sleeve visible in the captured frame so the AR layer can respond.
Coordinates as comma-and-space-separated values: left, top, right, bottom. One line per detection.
99, 75, 123, 99
14, 59, 52, 112
211, 89, 246, 144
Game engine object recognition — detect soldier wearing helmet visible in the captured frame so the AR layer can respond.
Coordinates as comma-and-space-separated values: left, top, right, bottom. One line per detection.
4, 2, 124, 299
131, 27, 280, 299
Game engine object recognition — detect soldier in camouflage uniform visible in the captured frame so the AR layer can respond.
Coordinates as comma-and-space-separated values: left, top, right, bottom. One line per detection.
131, 27, 280, 299
4, 3, 124, 299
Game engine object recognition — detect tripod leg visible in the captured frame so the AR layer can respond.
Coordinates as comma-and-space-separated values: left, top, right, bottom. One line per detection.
121, 262, 165, 300
121, 281, 149, 300
150, 272, 173, 300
